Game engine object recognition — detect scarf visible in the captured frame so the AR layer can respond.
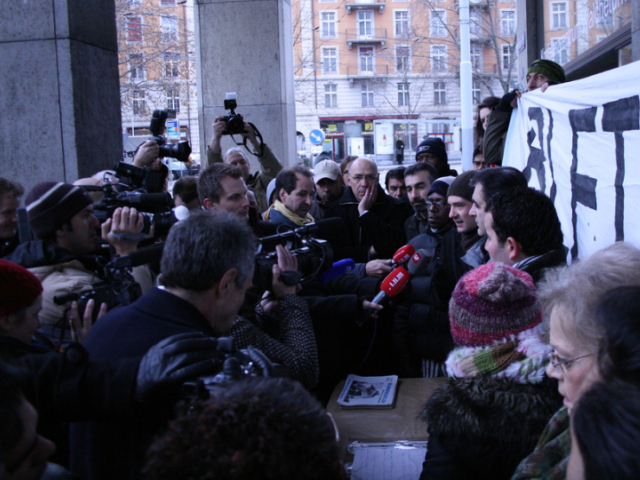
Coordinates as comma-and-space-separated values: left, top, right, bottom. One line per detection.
263, 200, 314, 226
445, 323, 551, 384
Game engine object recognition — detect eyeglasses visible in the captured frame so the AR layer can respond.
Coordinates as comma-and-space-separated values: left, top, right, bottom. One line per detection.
549, 351, 595, 372
349, 174, 377, 183
426, 200, 446, 209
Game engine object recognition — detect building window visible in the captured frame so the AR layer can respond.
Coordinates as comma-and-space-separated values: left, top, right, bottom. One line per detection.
501, 44, 513, 71
161, 16, 178, 43
394, 10, 410, 37
359, 47, 374, 74
430, 10, 446, 37
322, 47, 337, 74
469, 8, 482, 36
472, 80, 481, 105
325, 84, 337, 108
434, 82, 446, 105
431, 45, 447, 72
362, 84, 374, 107
395, 46, 410, 73
128, 0, 141, 7
133, 89, 146, 115
471, 44, 482, 71
551, 38, 569, 64
164, 53, 179, 77
127, 16, 142, 43
501, 10, 515, 36
167, 87, 180, 113
128, 53, 144, 80
357, 10, 373, 37
321, 11, 337, 38
551, 2, 568, 30
398, 83, 410, 107
160, 0, 175, 6
319, 0, 336, 3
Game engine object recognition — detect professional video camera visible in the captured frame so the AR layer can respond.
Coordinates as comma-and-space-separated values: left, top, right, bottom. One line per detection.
90, 183, 178, 236
253, 218, 341, 292
53, 244, 164, 321
149, 109, 192, 162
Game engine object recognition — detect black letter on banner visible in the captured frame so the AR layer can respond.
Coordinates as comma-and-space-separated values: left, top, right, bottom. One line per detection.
602, 95, 640, 242
524, 107, 547, 192
568, 107, 598, 260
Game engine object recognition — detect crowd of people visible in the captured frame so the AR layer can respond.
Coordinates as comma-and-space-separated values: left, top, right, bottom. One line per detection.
1, 57, 639, 480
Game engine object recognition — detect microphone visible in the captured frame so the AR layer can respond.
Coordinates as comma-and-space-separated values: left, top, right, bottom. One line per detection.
316, 258, 356, 283
107, 243, 165, 269
391, 244, 415, 266
406, 249, 431, 276
369, 266, 411, 306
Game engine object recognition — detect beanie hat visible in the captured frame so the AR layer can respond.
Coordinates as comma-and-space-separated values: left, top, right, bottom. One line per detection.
427, 176, 455, 198
526, 59, 566, 85
449, 262, 541, 347
0, 260, 43, 318
447, 170, 476, 202
416, 138, 448, 164
25, 182, 93, 238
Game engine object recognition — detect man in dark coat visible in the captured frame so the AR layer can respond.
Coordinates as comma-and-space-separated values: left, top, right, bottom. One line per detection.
329, 157, 412, 263
70, 211, 306, 480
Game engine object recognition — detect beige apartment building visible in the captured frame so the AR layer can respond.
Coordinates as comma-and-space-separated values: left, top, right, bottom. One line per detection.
117, 0, 200, 157
293, 0, 517, 163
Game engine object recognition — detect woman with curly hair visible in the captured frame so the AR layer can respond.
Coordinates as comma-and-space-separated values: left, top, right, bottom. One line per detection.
143, 377, 345, 480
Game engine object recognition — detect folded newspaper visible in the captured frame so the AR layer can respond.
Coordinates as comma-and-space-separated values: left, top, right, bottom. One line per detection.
337, 374, 399, 409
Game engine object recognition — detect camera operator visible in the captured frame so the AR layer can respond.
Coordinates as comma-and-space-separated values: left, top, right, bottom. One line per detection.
70, 210, 316, 480
3, 182, 153, 347
207, 117, 283, 214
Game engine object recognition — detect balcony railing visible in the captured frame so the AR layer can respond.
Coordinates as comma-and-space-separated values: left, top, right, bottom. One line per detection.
346, 64, 389, 83
345, 28, 387, 49
345, 0, 385, 14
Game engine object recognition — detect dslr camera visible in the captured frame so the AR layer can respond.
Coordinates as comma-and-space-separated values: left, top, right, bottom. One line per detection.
220, 92, 245, 135
149, 109, 192, 162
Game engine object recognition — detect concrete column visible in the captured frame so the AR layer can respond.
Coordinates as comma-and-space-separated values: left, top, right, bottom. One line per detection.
633, 0, 640, 62
0, 0, 122, 193
195, 0, 297, 169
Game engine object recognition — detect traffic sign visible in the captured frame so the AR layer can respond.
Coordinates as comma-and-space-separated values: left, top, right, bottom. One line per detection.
309, 129, 325, 145
167, 120, 180, 140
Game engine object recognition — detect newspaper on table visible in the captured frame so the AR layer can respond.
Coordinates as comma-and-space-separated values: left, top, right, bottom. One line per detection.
337, 374, 398, 410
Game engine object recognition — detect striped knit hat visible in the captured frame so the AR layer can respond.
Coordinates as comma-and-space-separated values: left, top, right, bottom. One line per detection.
25, 182, 93, 239
449, 262, 541, 347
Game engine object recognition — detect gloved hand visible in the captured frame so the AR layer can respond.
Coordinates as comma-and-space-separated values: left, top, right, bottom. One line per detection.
495, 90, 520, 113
134, 332, 229, 404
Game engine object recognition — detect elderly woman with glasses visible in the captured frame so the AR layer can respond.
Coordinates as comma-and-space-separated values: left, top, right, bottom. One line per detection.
512, 242, 640, 479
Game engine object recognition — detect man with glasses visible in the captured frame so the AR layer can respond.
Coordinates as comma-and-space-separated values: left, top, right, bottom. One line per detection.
329, 157, 412, 263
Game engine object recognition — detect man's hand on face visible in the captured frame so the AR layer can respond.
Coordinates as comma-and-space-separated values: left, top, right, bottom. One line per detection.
358, 180, 378, 215
133, 140, 160, 168
102, 206, 145, 256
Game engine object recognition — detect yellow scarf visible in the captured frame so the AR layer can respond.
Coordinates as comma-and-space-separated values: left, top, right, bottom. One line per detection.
263, 200, 314, 226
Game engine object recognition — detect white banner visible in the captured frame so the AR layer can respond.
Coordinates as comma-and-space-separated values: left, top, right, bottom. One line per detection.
503, 60, 640, 260
375, 123, 394, 155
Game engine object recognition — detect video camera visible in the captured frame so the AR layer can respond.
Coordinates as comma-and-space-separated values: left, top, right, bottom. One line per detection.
253, 218, 341, 292
149, 109, 192, 162
89, 183, 178, 236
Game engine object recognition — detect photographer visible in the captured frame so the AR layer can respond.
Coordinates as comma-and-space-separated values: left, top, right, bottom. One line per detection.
207, 116, 283, 213
4, 182, 153, 347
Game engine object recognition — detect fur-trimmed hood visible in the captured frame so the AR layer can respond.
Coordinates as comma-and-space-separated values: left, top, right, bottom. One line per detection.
420, 376, 562, 451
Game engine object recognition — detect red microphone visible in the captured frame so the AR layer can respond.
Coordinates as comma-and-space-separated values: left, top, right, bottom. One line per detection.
392, 244, 416, 266
370, 267, 411, 306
